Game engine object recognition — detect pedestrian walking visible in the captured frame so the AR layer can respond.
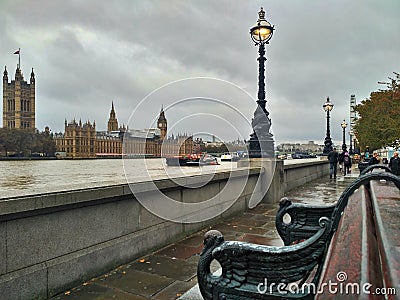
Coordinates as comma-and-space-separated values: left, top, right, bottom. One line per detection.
368, 152, 380, 165
338, 151, 345, 173
389, 151, 400, 175
327, 148, 339, 179
342, 152, 352, 175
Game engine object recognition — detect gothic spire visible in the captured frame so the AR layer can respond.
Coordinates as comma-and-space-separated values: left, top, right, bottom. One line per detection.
158, 106, 166, 122
30, 68, 35, 83
108, 101, 118, 132
3, 66, 7, 81
110, 101, 116, 118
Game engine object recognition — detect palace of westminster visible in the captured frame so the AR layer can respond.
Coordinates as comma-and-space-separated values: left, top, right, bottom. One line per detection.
2, 64, 193, 158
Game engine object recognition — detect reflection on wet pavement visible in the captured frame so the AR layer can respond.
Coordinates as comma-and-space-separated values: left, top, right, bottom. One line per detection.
51, 172, 358, 300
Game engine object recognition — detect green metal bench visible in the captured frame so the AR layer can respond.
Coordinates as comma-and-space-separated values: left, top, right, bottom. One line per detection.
197, 172, 400, 299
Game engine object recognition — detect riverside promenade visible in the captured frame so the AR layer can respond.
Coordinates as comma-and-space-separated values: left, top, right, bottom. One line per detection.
51, 168, 359, 300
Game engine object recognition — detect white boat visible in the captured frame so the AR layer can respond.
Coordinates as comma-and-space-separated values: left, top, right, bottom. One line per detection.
220, 152, 232, 161
220, 152, 240, 162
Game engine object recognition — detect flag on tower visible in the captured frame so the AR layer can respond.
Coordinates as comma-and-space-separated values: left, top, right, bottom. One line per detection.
14, 48, 21, 69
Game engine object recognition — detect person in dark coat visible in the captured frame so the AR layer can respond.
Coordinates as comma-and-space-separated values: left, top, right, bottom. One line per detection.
342, 152, 352, 175
327, 148, 339, 179
368, 152, 380, 165
389, 151, 400, 175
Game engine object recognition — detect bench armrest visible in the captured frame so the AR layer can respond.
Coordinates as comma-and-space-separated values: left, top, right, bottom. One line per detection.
275, 197, 335, 246
198, 218, 332, 300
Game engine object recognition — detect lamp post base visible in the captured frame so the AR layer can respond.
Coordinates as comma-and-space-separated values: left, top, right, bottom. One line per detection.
322, 148, 333, 155
322, 137, 333, 155
248, 133, 275, 158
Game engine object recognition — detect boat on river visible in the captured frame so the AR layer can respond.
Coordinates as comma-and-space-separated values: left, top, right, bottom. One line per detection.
220, 152, 241, 162
166, 153, 219, 166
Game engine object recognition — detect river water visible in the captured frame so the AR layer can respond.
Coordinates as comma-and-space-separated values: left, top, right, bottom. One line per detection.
0, 158, 237, 199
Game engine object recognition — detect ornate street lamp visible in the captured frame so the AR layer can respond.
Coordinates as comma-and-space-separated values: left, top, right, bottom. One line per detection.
341, 120, 348, 152
248, 7, 275, 158
349, 130, 354, 154
353, 137, 358, 154
322, 97, 334, 154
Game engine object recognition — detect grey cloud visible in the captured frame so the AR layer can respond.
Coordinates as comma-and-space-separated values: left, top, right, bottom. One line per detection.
0, 0, 399, 145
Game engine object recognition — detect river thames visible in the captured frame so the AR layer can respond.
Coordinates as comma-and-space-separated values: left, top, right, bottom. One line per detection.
0, 158, 237, 199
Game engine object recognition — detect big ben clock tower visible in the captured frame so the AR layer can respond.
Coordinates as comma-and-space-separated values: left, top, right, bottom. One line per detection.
157, 107, 167, 140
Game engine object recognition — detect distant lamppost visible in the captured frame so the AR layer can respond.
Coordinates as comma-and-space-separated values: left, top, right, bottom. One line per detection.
353, 137, 358, 154
322, 97, 334, 154
349, 130, 354, 154
341, 120, 348, 152
248, 7, 275, 158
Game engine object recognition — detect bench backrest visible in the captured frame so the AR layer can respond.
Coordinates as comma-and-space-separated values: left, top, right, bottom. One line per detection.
316, 171, 400, 299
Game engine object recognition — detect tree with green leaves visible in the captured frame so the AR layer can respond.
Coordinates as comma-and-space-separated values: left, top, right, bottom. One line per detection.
354, 72, 400, 152
0, 128, 56, 157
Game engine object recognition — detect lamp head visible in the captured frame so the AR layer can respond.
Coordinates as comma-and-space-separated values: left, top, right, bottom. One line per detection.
341, 120, 348, 129
250, 7, 274, 45
323, 97, 334, 112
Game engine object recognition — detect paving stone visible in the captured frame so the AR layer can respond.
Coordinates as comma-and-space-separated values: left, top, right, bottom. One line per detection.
237, 233, 283, 246
53, 282, 147, 300
99, 269, 174, 298
240, 212, 271, 220
210, 223, 266, 235
227, 217, 268, 228
130, 255, 197, 282
176, 233, 204, 247
157, 243, 203, 259
153, 279, 198, 300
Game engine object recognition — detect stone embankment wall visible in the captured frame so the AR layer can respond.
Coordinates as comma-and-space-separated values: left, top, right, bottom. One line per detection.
0, 159, 328, 299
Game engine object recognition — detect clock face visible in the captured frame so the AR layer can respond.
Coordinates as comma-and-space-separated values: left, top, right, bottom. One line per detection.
159, 123, 163, 127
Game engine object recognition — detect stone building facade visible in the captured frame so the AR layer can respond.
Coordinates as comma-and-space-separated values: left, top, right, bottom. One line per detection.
276, 141, 323, 153
54, 119, 97, 158
54, 104, 193, 159
2, 65, 35, 129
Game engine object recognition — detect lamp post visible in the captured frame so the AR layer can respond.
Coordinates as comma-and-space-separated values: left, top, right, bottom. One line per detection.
248, 7, 275, 158
341, 120, 348, 152
353, 137, 358, 154
322, 97, 334, 155
349, 130, 353, 154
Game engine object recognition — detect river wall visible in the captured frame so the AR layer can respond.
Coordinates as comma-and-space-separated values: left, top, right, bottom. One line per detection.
0, 159, 328, 299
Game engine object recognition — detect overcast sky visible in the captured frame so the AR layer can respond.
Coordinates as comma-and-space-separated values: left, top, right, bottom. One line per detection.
1, 0, 399, 146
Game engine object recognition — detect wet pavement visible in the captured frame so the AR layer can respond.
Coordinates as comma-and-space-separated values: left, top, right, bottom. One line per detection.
52, 170, 359, 300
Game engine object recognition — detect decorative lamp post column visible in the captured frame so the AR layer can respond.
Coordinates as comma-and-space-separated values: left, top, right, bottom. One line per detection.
322, 97, 334, 155
354, 137, 358, 154
349, 130, 354, 154
341, 120, 348, 152
248, 7, 275, 158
